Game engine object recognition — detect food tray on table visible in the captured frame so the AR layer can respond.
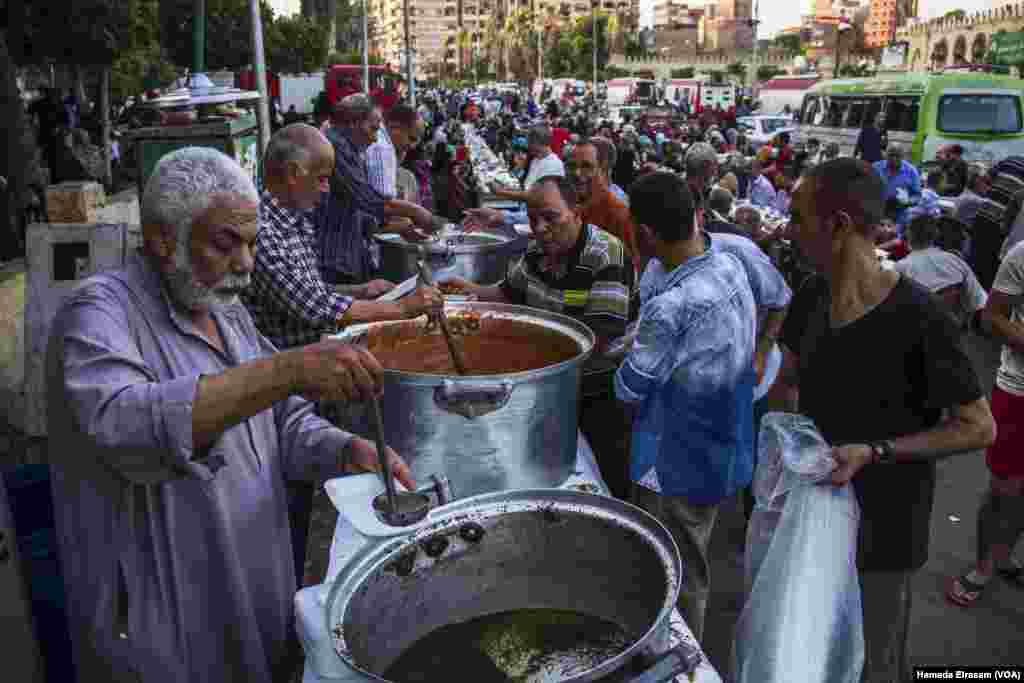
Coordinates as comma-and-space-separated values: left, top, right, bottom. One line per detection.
294, 433, 723, 683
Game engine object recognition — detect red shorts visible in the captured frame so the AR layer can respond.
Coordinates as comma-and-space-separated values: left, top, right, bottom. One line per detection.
985, 386, 1024, 479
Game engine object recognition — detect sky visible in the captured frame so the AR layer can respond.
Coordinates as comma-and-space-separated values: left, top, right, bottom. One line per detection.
272, 0, 989, 40
269, 0, 300, 18
640, 0, 990, 37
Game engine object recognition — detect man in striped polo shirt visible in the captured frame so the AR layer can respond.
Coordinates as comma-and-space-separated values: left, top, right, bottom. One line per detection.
444, 175, 638, 499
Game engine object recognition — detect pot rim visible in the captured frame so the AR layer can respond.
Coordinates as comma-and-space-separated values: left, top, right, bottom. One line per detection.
373, 225, 527, 255
330, 302, 596, 384
325, 488, 684, 683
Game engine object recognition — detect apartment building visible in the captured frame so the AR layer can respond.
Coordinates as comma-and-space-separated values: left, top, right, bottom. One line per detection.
865, 0, 917, 47
368, 0, 640, 77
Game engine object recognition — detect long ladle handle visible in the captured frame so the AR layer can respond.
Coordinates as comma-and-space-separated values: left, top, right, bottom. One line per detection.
416, 259, 468, 375
369, 395, 398, 514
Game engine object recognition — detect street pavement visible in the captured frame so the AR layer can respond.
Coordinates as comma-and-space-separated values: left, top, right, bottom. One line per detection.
302, 330, 1024, 681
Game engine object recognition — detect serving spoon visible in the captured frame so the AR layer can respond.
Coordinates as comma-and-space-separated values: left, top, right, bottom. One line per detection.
416, 255, 468, 376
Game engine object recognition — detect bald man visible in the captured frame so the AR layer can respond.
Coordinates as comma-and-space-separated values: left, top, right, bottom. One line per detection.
241, 124, 441, 585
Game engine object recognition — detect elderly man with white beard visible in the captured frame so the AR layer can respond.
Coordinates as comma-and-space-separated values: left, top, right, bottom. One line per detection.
44, 147, 417, 683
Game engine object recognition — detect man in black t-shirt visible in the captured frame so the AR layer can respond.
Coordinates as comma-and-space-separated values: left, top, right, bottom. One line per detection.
778, 159, 997, 682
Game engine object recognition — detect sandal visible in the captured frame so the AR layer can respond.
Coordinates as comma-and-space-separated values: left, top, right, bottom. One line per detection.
946, 573, 990, 607
996, 563, 1024, 588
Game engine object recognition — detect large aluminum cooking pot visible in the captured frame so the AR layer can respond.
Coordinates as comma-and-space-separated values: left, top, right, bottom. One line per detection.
374, 224, 527, 285
327, 303, 594, 499
326, 488, 699, 683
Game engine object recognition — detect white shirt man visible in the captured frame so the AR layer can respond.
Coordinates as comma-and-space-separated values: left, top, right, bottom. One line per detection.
366, 123, 397, 197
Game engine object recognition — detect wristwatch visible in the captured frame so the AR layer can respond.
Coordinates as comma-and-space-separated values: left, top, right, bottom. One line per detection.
868, 440, 897, 465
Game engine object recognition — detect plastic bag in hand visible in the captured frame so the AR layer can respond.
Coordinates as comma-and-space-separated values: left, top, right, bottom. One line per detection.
733, 412, 864, 683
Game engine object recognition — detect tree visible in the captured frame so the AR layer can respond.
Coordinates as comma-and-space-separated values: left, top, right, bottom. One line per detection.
267, 14, 330, 73
326, 50, 385, 66
756, 64, 784, 81
13, 0, 132, 67
159, 0, 278, 70
773, 33, 802, 55
839, 63, 872, 77
300, 0, 337, 60
727, 61, 747, 84
943, 9, 966, 21
670, 67, 695, 78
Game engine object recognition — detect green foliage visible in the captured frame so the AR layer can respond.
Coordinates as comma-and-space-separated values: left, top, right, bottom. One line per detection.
727, 62, 747, 84
670, 67, 695, 79
108, 0, 178, 100
703, 69, 726, 83
159, 0, 279, 70
773, 33, 802, 55
11, 0, 134, 66
943, 9, 966, 21
267, 15, 331, 73
839, 63, 873, 78
756, 65, 785, 82
326, 51, 386, 66
539, 13, 615, 80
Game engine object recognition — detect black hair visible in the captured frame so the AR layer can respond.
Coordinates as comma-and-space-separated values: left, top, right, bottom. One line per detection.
528, 125, 552, 147
533, 175, 578, 210
906, 215, 939, 249
385, 103, 419, 128
628, 172, 696, 243
803, 158, 886, 228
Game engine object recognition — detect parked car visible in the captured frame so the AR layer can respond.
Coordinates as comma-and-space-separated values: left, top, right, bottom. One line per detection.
738, 115, 797, 150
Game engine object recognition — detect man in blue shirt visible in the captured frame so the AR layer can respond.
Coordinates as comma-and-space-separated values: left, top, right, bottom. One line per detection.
615, 172, 758, 641
874, 144, 921, 231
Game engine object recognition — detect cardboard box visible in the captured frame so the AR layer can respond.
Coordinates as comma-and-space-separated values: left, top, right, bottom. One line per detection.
45, 181, 106, 224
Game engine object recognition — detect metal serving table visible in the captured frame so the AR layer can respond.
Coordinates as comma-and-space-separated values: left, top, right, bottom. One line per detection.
294, 433, 723, 683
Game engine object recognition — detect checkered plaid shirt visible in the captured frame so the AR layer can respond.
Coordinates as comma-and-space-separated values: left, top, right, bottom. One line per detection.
242, 191, 353, 350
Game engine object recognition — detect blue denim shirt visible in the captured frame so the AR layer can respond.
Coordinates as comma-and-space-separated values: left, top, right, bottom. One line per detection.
874, 159, 922, 229
615, 246, 758, 503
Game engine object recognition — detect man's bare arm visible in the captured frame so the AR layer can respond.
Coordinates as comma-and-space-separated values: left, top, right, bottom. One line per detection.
192, 354, 296, 450
886, 398, 997, 461
983, 290, 1024, 353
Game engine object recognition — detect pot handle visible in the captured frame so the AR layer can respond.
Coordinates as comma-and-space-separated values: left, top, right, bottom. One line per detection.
623, 640, 703, 683
434, 380, 513, 419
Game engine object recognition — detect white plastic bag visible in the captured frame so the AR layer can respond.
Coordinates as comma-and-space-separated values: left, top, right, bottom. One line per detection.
733, 412, 864, 683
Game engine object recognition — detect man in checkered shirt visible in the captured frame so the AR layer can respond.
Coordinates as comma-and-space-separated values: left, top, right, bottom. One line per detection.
241, 124, 442, 587
242, 124, 441, 351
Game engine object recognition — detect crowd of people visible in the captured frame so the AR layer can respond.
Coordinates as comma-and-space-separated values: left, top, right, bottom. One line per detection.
41, 82, 1024, 683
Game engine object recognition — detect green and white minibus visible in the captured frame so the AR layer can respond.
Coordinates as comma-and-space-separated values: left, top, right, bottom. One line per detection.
794, 71, 1024, 165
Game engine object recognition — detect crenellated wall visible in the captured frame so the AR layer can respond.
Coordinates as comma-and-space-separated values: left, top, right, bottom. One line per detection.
897, 4, 1024, 71
609, 50, 791, 78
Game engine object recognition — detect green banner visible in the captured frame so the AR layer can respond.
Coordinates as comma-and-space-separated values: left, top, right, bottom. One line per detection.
989, 31, 1024, 64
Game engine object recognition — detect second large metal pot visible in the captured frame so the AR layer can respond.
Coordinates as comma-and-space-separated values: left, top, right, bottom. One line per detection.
327, 303, 594, 499
374, 224, 527, 285
326, 489, 697, 683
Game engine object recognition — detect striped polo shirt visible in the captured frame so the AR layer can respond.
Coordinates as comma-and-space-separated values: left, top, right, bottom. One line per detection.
502, 224, 638, 397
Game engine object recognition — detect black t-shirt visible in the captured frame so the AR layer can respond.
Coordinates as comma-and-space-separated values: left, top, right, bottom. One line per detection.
781, 275, 983, 571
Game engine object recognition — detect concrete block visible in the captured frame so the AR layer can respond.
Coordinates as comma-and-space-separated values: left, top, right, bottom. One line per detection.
45, 181, 106, 223
24, 222, 128, 438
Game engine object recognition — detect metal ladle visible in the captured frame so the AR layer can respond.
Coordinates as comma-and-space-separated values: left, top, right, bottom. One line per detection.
369, 394, 431, 527
416, 256, 468, 376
